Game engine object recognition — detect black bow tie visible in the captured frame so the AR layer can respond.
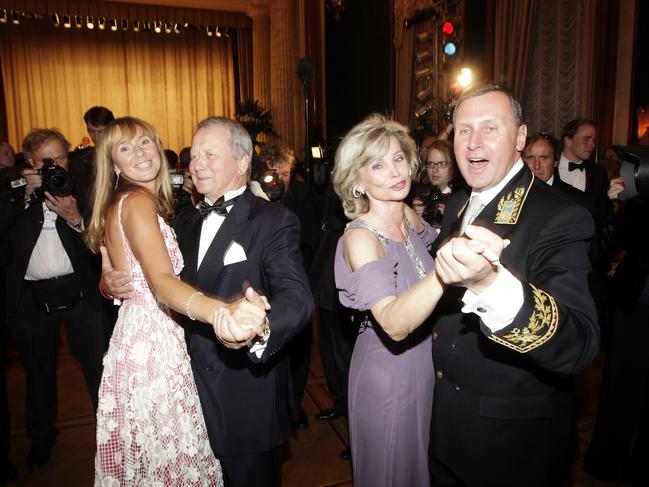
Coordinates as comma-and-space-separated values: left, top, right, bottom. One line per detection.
568, 161, 584, 172
197, 195, 240, 218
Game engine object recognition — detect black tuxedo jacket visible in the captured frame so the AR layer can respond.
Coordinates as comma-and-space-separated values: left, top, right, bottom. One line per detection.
281, 179, 321, 272
558, 161, 611, 233
174, 188, 313, 456
1, 193, 103, 313
430, 166, 600, 486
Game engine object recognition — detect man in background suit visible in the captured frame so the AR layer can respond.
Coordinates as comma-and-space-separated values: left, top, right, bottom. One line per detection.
2, 129, 107, 471
105, 117, 313, 487
523, 132, 587, 201
69, 106, 115, 221
429, 85, 600, 486
559, 119, 615, 344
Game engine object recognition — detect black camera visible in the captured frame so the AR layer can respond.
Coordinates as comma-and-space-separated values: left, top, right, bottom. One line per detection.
29, 158, 75, 204
617, 145, 649, 200
170, 172, 184, 189
259, 169, 285, 202
423, 190, 450, 227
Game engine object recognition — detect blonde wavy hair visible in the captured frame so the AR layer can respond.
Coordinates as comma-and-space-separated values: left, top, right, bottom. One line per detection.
332, 114, 418, 219
85, 117, 173, 253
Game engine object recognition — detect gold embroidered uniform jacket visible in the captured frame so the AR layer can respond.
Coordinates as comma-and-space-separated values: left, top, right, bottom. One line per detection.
429, 165, 600, 487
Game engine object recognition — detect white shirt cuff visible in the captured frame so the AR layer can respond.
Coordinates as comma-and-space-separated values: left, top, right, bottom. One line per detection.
461, 267, 524, 332
249, 328, 271, 358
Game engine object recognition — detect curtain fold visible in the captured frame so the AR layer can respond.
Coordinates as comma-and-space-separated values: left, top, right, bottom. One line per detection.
492, 0, 537, 102
0, 17, 236, 152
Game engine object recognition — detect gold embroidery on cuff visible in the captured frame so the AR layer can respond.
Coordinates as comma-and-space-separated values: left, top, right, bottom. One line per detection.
488, 284, 559, 353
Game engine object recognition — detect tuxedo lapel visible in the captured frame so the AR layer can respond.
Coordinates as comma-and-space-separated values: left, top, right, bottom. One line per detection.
196, 212, 237, 290
178, 209, 203, 285
195, 189, 256, 291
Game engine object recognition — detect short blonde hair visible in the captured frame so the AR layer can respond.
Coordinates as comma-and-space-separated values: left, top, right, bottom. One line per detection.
85, 117, 172, 253
332, 114, 418, 219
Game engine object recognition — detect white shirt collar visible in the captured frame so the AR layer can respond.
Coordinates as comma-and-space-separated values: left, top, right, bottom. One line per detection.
471, 159, 525, 207
203, 185, 246, 206
559, 153, 582, 167
546, 175, 555, 185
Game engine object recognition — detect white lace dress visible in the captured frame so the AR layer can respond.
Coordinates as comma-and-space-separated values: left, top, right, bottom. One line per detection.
95, 195, 223, 486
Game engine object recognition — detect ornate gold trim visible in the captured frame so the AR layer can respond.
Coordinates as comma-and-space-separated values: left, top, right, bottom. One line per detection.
488, 283, 559, 353
493, 175, 534, 225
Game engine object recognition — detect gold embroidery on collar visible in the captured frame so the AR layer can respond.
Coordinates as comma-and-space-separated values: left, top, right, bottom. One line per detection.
488, 284, 559, 353
493, 175, 534, 225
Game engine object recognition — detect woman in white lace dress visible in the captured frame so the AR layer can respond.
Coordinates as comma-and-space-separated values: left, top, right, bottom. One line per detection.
85, 117, 267, 485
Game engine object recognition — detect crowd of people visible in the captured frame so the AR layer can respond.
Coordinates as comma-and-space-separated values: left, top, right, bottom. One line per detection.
0, 81, 646, 487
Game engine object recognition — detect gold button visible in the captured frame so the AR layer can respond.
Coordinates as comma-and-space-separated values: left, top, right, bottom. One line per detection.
436, 370, 444, 380
432, 331, 438, 340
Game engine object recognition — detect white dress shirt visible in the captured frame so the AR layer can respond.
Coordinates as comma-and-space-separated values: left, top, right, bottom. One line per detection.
25, 203, 75, 280
558, 154, 586, 192
459, 160, 526, 332
197, 186, 246, 269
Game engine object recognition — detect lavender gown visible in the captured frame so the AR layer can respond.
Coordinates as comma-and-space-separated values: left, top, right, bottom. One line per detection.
335, 218, 437, 487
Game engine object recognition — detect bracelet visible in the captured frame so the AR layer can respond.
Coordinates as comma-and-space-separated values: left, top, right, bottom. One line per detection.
98, 279, 113, 300
185, 291, 204, 321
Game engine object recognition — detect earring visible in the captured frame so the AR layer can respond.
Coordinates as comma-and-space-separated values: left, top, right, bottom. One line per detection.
352, 186, 364, 198
114, 171, 121, 190
409, 168, 412, 177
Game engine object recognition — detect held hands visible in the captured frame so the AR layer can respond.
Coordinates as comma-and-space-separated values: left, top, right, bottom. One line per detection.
435, 225, 510, 294
211, 287, 271, 350
100, 246, 134, 299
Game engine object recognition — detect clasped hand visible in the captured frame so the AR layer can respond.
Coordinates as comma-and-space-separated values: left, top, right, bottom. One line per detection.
435, 225, 510, 294
212, 288, 271, 350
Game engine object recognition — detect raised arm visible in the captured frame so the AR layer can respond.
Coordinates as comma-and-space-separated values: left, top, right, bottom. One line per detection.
343, 228, 445, 342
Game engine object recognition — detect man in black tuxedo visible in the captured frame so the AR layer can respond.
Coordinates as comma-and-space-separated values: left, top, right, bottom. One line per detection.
2, 129, 108, 471
105, 117, 312, 487
558, 119, 615, 344
428, 85, 600, 486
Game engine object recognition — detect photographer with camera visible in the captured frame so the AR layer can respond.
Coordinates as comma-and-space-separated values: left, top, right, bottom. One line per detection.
1, 129, 108, 471
411, 139, 465, 229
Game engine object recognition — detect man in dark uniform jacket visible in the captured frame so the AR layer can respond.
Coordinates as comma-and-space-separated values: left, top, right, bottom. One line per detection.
429, 85, 600, 487
2, 129, 107, 471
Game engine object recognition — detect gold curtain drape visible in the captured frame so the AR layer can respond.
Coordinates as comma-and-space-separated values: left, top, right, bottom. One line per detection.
494, 0, 599, 136
492, 0, 537, 100
1, 17, 236, 152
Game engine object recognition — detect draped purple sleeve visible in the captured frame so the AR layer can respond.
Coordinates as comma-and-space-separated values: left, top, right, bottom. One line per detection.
415, 219, 439, 250
334, 237, 397, 311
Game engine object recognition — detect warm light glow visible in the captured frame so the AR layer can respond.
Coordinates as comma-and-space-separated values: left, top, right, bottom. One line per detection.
86, 16, 94, 29
263, 174, 274, 183
637, 106, 649, 140
311, 146, 323, 159
457, 67, 472, 88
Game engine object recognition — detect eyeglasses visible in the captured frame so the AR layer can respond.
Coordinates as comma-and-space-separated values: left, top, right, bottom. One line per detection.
425, 161, 450, 169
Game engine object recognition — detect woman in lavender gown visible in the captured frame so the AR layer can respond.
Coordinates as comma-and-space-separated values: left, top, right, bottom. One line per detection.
331, 114, 447, 487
